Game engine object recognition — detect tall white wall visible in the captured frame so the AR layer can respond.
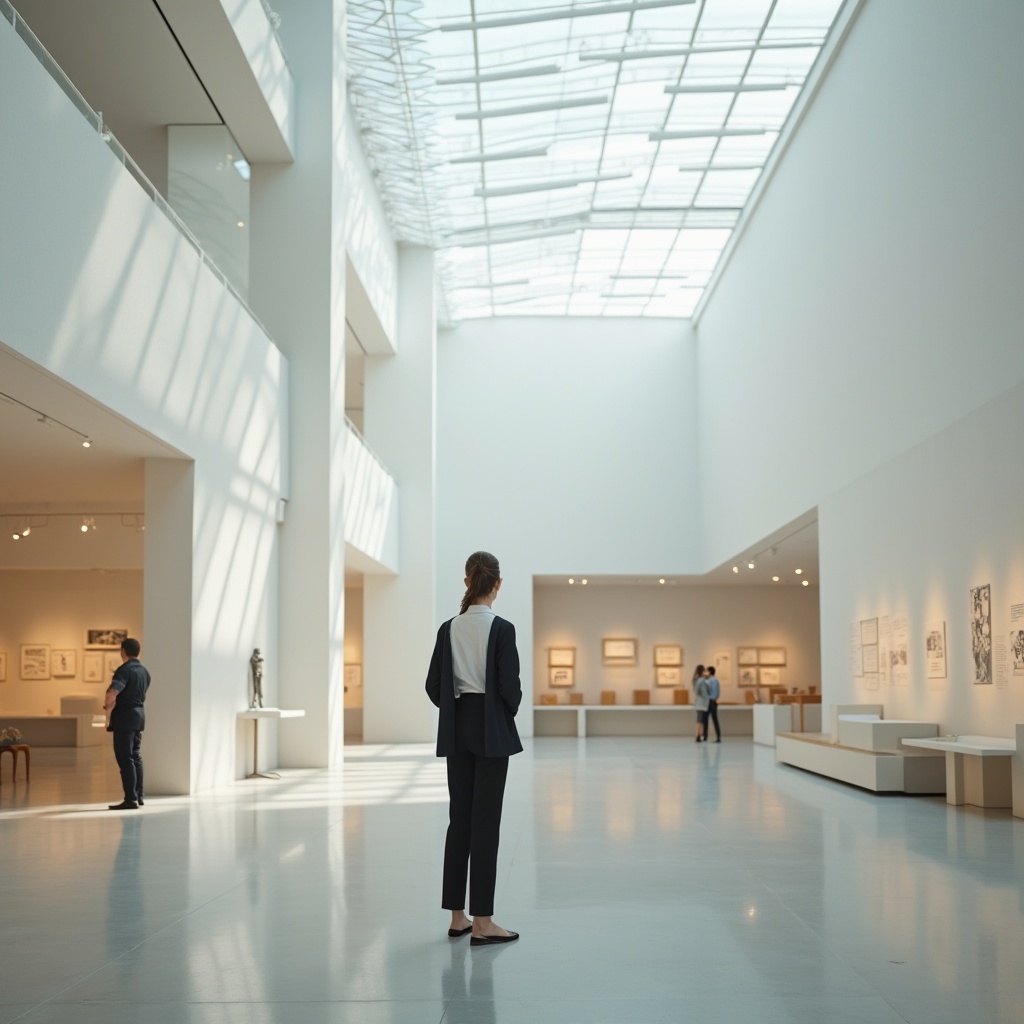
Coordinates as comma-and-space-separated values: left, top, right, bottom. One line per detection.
435, 317, 699, 734
0, 14, 285, 792
535, 583, 820, 706
696, 0, 1024, 570
819, 380, 1024, 736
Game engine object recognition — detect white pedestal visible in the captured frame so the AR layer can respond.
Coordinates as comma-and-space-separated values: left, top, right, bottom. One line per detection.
754, 704, 793, 747
238, 708, 306, 778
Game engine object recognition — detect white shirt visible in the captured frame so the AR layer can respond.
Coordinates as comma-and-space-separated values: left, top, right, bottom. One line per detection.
450, 605, 495, 697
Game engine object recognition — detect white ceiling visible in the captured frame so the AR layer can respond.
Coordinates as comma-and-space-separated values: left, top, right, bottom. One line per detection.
535, 507, 818, 587
0, 345, 181, 507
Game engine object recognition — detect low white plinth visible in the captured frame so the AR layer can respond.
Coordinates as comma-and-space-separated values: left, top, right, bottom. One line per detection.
903, 734, 1015, 808
838, 717, 938, 753
753, 704, 793, 747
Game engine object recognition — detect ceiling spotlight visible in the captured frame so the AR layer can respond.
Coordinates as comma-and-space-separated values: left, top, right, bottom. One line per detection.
237, 220, 245, 228
802, 579, 810, 587
12, 532, 20, 541
81, 521, 89, 533
747, 561, 755, 570
21, 527, 30, 537
82, 439, 91, 448
581, 579, 588, 585
659, 578, 665, 585
732, 566, 739, 573
772, 576, 779, 582
568, 578, 575, 584
795, 568, 803, 575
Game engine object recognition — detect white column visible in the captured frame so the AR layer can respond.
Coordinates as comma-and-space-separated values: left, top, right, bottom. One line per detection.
143, 458, 193, 794
363, 246, 437, 744
248, 0, 345, 767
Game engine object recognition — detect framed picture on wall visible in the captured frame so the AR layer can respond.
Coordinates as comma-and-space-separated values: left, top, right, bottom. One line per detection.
548, 647, 576, 668
602, 638, 637, 664
51, 649, 77, 678
104, 652, 122, 680
714, 652, 731, 683
83, 652, 104, 683
653, 644, 682, 667
758, 667, 781, 687
738, 666, 759, 688
549, 666, 574, 688
85, 629, 128, 650
655, 666, 681, 687
757, 647, 786, 666
20, 644, 50, 680
737, 647, 758, 666
0, 651, 6, 682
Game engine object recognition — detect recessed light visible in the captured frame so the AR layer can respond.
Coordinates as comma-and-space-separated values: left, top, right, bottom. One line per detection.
568, 578, 575, 585
772, 576, 779, 582
802, 579, 809, 587
659, 578, 665, 585
581, 579, 588, 585
81, 523, 88, 533
747, 562, 755, 570
237, 220, 246, 228
82, 439, 91, 448
795, 568, 803, 575
21, 527, 30, 537
12, 533, 20, 541
732, 566, 739, 573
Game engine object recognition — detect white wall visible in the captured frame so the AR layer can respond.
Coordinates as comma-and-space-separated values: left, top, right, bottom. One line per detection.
535, 583, 820, 706
0, 16, 285, 792
696, 0, 1024, 570
0, 570, 142, 715
819, 380, 1024, 736
435, 317, 698, 733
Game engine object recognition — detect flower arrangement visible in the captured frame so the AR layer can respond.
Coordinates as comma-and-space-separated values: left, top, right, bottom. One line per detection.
0, 727, 23, 745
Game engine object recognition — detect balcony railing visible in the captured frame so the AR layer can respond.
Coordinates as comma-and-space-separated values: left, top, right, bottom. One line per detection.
1, 0, 274, 342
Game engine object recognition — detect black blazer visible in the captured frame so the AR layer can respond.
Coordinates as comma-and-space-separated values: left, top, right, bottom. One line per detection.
425, 614, 524, 758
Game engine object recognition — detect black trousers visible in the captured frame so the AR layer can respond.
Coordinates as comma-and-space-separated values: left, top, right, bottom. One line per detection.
442, 694, 509, 917
703, 699, 721, 740
112, 730, 144, 803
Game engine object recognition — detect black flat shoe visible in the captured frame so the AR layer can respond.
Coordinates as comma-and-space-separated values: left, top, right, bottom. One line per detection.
448, 925, 472, 938
108, 801, 139, 811
471, 931, 519, 946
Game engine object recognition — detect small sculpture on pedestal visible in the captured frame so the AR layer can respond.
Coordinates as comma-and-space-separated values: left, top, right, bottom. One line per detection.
249, 648, 265, 709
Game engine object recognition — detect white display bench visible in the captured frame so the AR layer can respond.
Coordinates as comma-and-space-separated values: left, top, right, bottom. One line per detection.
902, 735, 1015, 808
753, 703, 823, 747
0, 714, 106, 747
534, 705, 753, 738
776, 732, 946, 794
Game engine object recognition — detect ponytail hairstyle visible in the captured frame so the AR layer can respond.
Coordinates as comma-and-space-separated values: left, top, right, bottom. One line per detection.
460, 551, 501, 615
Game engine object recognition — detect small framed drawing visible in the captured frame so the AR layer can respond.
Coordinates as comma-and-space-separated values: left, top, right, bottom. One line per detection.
653, 644, 682, 667
738, 666, 759, 687
758, 647, 786, 666
737, 647, 759, 666
83, 652, 104, 683
343, 664, 362, 689
655, 666, 681, 687
0, 651, 6, 682
104, 652, 122, 679
85, 628, 128, 650
549, 666, 574, 688
548, 647, 576, 668
21, 644, 51, 680
51, 649, 77, 677
758, 667, 781, 687
602, 638, 637, 664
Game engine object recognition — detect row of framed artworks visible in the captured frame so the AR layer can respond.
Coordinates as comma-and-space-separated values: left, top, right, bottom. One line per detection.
549, 641, 684, 669
0, 645, 121, 683
549, 665, 686, 688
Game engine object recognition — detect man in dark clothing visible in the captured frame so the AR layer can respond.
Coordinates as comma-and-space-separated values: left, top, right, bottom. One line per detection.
103, 637, 151, 810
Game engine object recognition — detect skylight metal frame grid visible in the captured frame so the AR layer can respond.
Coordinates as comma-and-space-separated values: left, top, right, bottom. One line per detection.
347, 0, 849, 322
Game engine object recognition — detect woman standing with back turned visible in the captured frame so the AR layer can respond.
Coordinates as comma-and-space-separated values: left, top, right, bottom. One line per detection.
425, 551, 523, 946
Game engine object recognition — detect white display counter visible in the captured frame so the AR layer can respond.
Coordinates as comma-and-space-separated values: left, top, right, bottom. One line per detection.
0, 714, 106, 747
902, 734, 1015, 808
534, 704, 752, 738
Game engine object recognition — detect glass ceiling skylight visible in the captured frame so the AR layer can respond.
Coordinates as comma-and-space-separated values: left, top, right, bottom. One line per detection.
347, 0, 846, 321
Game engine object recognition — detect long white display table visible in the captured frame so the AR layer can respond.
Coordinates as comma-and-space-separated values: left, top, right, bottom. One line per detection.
902, 735, 1015, 808
0, 714, 105, 747
534, 705, 752, 738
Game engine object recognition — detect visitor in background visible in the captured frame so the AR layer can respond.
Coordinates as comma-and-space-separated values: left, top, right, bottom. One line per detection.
703, 665, 722, 743
103, 637, 150, 810
693, 664, 710, 742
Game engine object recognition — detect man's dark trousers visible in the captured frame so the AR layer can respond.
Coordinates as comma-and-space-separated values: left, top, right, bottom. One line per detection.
112, 730, 144, 803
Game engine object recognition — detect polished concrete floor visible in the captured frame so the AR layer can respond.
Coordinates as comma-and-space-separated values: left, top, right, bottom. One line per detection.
1, 738, 1022, 1023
